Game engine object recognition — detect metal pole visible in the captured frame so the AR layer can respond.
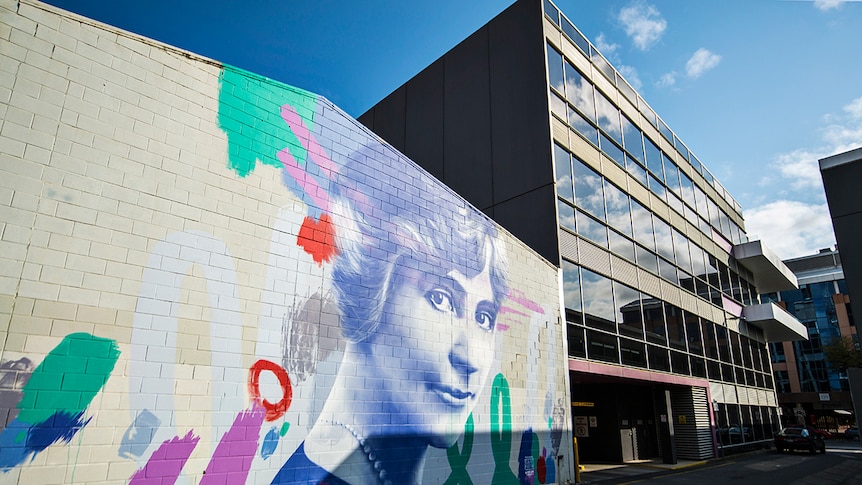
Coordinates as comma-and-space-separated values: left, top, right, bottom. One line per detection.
573, 437, 581, 483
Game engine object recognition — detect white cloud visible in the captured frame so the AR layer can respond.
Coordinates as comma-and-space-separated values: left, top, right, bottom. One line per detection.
814, 0, 844, 10
744, 200, 835, 260
656, 71, 676, 88
842, 95, 862, 118
617, 65, 642, 90
594, 33, 619, 56
685, 48, 721, 78
772, 149, 826, 190
618, 1, 667, 51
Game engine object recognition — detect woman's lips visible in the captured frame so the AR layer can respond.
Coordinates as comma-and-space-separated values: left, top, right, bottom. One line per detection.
429, 384, 474, 405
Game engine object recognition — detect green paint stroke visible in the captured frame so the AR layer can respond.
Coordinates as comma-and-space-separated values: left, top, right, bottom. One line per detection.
218, 65, 319, 178
16, 333, 120, 425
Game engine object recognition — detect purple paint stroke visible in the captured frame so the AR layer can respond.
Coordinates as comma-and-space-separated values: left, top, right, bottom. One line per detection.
277, 149, 329, 211
200, 403, 266, 485
280, 105, 339, 176
129, 431, 200, 485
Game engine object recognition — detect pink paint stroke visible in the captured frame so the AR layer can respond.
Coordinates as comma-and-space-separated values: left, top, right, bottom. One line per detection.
278, 148, 330, 211
200, 402, 266, 485
506, 289, 545, 314
129, 431, 200, 485
280, 105, 339, 176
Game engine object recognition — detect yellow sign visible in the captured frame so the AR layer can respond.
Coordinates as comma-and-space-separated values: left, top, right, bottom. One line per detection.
678, 415, 687, 424
571, 401, 595, 407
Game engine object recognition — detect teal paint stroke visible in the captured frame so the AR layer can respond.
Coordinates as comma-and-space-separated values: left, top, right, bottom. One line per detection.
217, 65, 319, 178
0, 333, 120, 470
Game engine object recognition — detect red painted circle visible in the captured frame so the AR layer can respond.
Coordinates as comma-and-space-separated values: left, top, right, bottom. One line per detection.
248, 359, 292, 421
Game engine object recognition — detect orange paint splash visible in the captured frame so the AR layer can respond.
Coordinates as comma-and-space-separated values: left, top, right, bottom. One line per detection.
297, 214, 338, 265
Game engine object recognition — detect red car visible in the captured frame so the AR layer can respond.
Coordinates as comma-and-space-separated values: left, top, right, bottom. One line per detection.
786, 424, 834, 440
775, 427, 826, 454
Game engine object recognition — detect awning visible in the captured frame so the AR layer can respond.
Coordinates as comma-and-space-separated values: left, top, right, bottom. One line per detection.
732, 240, 798, 293
835, 410, 853, 415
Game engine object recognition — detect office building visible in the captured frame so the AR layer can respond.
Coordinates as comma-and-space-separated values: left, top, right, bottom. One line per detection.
360, 0, 805, 461
763, 249, 856, 429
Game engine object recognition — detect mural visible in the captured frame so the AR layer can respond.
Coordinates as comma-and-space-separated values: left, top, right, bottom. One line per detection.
0, 4, 571, 484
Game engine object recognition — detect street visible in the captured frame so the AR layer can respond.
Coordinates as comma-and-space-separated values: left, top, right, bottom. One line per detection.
580, 441, 862, 484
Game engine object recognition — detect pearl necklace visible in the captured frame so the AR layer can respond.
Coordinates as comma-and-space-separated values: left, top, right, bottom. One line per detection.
326, 420, 393, 485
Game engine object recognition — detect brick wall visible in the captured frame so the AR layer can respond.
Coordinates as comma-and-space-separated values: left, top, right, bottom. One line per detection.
0, 1, 573, 483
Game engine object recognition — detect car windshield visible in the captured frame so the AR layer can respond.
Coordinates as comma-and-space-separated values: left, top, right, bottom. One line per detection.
781, 428, 803, 436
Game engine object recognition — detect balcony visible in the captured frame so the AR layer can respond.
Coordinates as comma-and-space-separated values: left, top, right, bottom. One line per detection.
743, 302, 807, 342
732, 240, 798, 293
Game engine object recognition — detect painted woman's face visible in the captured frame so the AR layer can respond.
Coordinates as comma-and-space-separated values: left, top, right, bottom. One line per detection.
366, 246, 499, 448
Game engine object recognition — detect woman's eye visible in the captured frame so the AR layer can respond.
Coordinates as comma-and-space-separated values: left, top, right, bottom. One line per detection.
475, 310, 496, 332
426, 289, 454, 313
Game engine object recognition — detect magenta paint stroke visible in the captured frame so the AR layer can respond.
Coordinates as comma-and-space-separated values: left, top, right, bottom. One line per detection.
199, 402, 266, 485
129, 431, 200, 485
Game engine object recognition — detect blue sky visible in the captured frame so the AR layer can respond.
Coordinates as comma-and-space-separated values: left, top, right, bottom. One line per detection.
41, 0, 862, 260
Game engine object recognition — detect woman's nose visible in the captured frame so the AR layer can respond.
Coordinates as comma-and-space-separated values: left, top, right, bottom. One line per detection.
449, 333, 479, 378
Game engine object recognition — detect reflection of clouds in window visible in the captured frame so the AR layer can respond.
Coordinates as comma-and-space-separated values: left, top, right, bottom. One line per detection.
547, 45, 565, 92
562, 260, 581, 312
621, 115, 643, 162
653, 217, 674, 262
613, 281, 641, 325
558, 199, 576, 232
604, 181, 631, 236
555, 144, 574, 202
595, 90, 621, 140
565, 63, 595, 121
577, 211, 608, 247
581, 269, 615, 323
630, 199, 654, 250
573, 159, 605, 220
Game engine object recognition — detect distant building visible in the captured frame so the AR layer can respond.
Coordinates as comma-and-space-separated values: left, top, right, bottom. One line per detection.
762, 249, 856, 428
361, 0, 805, 462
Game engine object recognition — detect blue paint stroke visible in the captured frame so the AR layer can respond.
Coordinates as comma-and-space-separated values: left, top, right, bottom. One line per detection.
118, 409, 162, 459
261, 426, 280, 460
0, 411, 90, 469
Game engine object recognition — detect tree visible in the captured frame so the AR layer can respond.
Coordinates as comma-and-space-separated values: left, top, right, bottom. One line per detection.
822, 336, 862, 372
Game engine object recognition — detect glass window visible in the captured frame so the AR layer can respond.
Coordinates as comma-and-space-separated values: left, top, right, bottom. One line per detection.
565, 62, 595, 121
716, 325, 731, 362
636, 245, 658, 274
617, 74, 637, 105
572, 157, 605, 220
568, 106, 599, 146
703, 321, 718, 359
621, 115, 643, 163
562, 259, 581, 313
595, 89, 621, 144
644, 137, 663, 179
664, 158, 681, 192
690, 356, 707, 377
658, 118, 673, 144
694, 186, 708, 220
577, 210, 608, 247
600, 133, 625, 168
543, 0, 559, 24
648, 174, 666, 201
590, 47, 615, 82
547, 45, 564, 93
686, 312, 703, 355
561, 18, 589, 55
554, 143, 574, 202
630, 199, 654, 250
679, 172, 696, 208
648, 345, 670, 372
609, 230, 635, 262
615, 281, 643, 338
666, 304, 686, 351
581, 268, 616, 331
690, 242, 706, 279
653, 217, 675, 262
643, 298, 666, 344
604, 181, 632, 236
620, 338, 647, 368
550, 91, 567, 120
667, 192, 684, 216
625, 155, 648, 186
587, 329, 619, 363
671, 351, 690, 375
658, 257, 678, 284
558, 199, 576, 232
673, 229, 692, 275
568, 324, 586, 357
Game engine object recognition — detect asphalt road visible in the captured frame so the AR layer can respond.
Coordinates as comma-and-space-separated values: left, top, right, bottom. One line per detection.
580, 441, 862, 485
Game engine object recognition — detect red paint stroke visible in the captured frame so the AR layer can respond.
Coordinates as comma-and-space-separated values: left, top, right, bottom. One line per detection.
129, 431, 200, 484
506, 288, 545, 314
297, 214, 339, 265
200, 402, 266, 485
248, 360, 293, 422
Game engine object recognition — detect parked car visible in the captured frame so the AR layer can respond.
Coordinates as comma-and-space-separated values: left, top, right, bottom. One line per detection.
775, 427, 826, 454
845, 427, 860, 441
